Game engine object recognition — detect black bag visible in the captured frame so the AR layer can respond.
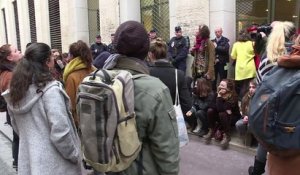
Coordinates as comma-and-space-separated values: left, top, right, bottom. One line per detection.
249, 66, 300, 157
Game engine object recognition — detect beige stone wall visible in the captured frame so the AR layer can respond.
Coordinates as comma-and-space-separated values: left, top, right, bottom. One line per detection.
35, 0, 51, 45
0, 0, 17, 47
99, 0, 120, 44
170, 0, 209, 42
60, 0, 89, 52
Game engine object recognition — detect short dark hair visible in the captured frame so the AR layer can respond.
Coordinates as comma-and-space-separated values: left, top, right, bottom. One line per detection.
175, 26, 182, 32
150, 29, 157, 33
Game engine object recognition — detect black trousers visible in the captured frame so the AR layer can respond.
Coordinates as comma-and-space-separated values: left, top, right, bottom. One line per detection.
213, 62, 228, 91
12, 130, 19, 164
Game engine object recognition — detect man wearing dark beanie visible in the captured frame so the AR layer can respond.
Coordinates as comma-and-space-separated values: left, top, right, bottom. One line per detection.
103, 21, 179, 175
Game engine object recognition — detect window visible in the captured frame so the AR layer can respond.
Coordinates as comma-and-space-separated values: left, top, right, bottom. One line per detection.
141, 0, 170, 41
88, 0, 100, 44
237, 0, 300, 33
28, 0, 37, 43
2, 8, 8, 44
48, 0, 62, 51
273, 0, 300, 29
13, 1, 21, 51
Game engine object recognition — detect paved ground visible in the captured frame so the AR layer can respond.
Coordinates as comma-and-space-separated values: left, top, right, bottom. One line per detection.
0, 112, 267, 175
0, 133, 17, 175
179, 135, 267, 175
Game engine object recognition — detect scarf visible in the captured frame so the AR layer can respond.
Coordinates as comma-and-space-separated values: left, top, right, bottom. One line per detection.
63, 57, 89, 82
192, 36, 208, 52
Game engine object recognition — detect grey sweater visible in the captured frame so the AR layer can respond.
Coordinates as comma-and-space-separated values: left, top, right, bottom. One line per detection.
3, 81, 83, 175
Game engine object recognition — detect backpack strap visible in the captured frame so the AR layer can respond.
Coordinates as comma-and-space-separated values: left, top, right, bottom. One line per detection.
132, 74, 149, 80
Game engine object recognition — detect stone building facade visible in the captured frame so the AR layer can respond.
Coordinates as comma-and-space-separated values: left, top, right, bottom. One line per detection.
0, 0, 236, 53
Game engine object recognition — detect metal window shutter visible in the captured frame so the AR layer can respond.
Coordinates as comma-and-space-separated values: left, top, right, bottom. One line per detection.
88, 0, 100, 44
48, 0, 62, 51
2, 9, 8, 44
141, 0, 170, 41
28, 0, 37, 43
13, 1, 21, 51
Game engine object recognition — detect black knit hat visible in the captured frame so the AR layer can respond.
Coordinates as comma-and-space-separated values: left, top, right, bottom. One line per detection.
92, 51, 111, 69
113, 21, 149, 60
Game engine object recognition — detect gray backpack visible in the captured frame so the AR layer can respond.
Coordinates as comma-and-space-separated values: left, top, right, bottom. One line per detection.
77, 69, 141, 172
249, 66, 300, 157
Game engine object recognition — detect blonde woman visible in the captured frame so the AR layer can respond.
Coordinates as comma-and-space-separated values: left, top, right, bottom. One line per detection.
249, 21, 297, 175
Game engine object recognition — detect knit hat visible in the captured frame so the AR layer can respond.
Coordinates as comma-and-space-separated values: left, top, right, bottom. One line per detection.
113, 21, 149, 60
92, 51, 111, 69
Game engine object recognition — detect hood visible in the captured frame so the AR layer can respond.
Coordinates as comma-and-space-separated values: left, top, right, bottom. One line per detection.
2, 81, 56, 115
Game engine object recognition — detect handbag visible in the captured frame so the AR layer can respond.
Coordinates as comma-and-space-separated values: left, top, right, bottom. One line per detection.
174, 69, 189, 147
0, 75, 7, 112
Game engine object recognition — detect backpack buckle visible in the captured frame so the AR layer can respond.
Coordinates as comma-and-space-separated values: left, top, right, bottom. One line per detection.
283, 126, 296, 133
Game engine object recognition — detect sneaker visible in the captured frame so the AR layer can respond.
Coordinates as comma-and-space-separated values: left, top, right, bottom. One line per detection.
192, 125, 201, 133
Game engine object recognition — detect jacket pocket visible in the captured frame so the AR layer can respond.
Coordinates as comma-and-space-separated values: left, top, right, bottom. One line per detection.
168, 107, 178, 138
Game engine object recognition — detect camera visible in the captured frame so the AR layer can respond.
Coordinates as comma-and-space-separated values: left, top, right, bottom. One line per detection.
257, 25, 272, 36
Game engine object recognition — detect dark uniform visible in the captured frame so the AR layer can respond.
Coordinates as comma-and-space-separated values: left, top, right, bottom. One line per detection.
211, 36, 230, 90
90, 42, 108, 60
167, 36, 188, 72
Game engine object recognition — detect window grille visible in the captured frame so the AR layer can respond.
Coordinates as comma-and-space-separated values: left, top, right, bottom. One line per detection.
88, 0, 100, 44
141, 0, 170, 41
236, 0, 269, 34
2, 8, 8, 44
28, 0, 37, 43
48, 0, 62, 51
13, 1, 21, 51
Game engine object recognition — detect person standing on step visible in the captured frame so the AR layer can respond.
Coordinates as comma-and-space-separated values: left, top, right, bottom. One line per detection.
90, 34, 108, 60
211, 27, 230, 91
168, 26, 189, 72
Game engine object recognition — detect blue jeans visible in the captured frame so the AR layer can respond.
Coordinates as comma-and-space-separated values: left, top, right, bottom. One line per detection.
256, 143, 267, 163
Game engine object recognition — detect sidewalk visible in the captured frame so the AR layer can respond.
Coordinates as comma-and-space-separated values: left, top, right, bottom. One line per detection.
0, 111, 256, 156
0, 112, 13, 142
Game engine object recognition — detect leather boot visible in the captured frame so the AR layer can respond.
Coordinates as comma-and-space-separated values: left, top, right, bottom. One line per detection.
203, 128, 213, 143
248, 157, 266, 175
220, 133, 231, 149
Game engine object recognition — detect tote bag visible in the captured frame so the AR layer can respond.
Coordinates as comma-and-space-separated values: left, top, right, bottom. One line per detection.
174, 69, 189, 147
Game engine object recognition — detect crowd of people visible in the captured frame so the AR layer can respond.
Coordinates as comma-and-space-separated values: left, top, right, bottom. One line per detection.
0, 19, 299, 175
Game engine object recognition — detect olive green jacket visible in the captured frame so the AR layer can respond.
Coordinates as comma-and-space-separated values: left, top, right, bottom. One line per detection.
114, 56, 180, 175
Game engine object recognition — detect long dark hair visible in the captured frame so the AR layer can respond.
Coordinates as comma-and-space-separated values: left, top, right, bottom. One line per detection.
199, 24, 210, 39
0, 44, 12, 68
69, 40, 92, 68
219, 79, 238, 104
194, 78, 212, 97
10, 43, 53, 106
237, 30, 251, 42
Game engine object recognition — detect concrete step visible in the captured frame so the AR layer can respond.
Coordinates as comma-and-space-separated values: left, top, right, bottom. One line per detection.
188, 131, 257, 156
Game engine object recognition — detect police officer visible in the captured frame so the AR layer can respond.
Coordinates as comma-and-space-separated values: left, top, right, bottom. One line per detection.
90, 34, 108, 60
167, 26, 189, 72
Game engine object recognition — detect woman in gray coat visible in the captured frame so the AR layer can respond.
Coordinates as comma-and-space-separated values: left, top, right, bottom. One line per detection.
3, 43, 83, 175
